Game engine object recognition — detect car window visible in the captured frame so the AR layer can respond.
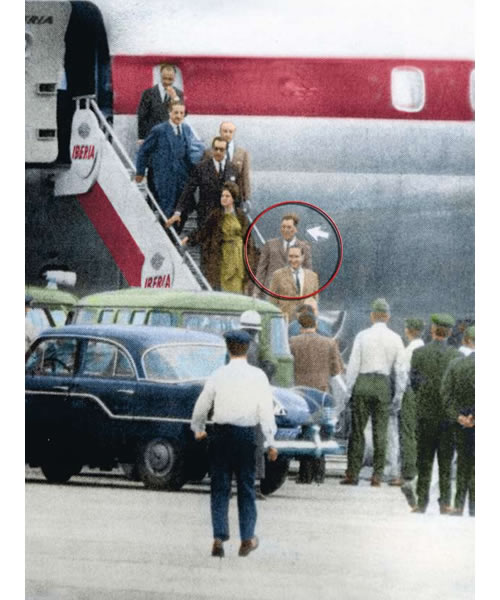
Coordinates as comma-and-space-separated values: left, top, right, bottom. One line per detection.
143, 344, 226, 381
81, 341, 135, 378
148, 310, 173, 326
25, 338, 78, 376
49, 308, 67, 327
75, 308, 98, 324
183, 313, 240, 335
131, 310, 146, 325
27, 307, 51, 330
116, 309, 132, 324
99, 309, 115, 324
270, 315, 291, 356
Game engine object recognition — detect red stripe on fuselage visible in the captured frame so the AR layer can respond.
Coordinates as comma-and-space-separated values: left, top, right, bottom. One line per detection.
78, 183, 145, 286
112, 55, 474, 121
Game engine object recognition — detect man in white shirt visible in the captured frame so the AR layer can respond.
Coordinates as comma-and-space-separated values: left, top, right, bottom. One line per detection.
340, 298, 406, 486
191, 329, 278, 558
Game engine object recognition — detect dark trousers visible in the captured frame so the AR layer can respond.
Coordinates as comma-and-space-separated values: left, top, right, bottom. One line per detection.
346, 374, 390, 479
400, 389, 418, 480
454, 428, 475, 515
416, 419, 455, 510
209, 424, 257, 541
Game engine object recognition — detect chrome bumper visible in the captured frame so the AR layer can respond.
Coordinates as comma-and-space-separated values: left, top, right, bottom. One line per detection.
272, 425, 343, 458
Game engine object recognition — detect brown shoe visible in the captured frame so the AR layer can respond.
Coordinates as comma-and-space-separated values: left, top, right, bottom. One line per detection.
211, 539, 224, 558
388, 478, 403, 486
238, 536, 259, 557
411, 506, 426, 513
370, 476, 382, 487
439, 505, 454, 515
340, 475, 358, 485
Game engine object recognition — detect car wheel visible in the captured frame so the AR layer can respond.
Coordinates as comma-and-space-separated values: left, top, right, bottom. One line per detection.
259, 455, 290, 495
137, 438, 186, 491
40, 440, 82, 484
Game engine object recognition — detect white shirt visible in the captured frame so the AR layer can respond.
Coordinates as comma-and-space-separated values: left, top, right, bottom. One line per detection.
213, 157, 226, 173
291, 267, 304, 295
226, 141, 234, 161
345, 322, 406, 401
283, 236, 297, 253
401, 337, 424, 391
459, 345, 473, 356
191, 358, 277, 446
157, 83, 166, 101
169, 120, 182, 136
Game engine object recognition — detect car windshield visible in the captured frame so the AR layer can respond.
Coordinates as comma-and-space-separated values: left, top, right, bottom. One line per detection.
143, 343, 226, 382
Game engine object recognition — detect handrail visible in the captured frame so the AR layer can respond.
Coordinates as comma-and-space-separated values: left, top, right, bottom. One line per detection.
81, 96, 212, 290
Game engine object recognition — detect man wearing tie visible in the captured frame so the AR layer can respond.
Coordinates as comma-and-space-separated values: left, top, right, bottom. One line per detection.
269, 246, 319, 322
135, 101, 205, 217
166, 136, 241, 232
254, 214, 312, 296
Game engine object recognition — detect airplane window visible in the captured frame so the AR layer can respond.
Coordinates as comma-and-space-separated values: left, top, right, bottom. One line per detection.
391, 67, 426, 112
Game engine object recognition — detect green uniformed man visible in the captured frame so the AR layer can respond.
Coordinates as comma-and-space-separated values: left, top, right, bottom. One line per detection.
441, 325, 475, 516
341, 298, 406, 486
399, 318, 425, 507
410, 313, 461, 513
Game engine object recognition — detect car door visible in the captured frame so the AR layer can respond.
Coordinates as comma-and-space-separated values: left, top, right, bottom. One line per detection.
25, 336, 79, 463
69, 339, 138, 464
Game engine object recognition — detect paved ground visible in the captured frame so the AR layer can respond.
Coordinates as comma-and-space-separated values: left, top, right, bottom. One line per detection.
25, 461, 474, 600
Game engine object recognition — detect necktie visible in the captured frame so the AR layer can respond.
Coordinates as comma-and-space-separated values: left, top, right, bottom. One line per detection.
176, 125, 181, 136
294, 271, 301, 294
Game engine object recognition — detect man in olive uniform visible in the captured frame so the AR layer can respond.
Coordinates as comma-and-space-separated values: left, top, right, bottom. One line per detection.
410, 313, 461, 514
341, 298, 406, 486
399, 318, 425, 507
441, 326, 475, 516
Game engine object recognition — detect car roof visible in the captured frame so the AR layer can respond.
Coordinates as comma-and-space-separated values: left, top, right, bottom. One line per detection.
26, 285, 78, 305
38, 324, 226, 348
75, 288, 281, 314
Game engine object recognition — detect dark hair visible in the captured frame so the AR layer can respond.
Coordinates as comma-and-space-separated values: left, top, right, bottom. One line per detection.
169, 100, 185, 112
222, 181, 240, 201
226, 340, 249, 356
281, 213, 299, 226
288, 245, 304, 256
212, 136, 227, 149
295, 303, 314, 317
298, 312, 316, 329
160, 63, 177, 73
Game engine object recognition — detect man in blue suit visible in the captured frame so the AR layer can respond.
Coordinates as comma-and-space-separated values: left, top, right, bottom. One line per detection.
135, 101, 205, 217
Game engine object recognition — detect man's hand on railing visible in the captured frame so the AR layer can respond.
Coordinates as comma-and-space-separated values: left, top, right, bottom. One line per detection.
135, 175, 145, 183
166, 214, 181, 228
137, 140, 144, 147
180, 237, 189, 246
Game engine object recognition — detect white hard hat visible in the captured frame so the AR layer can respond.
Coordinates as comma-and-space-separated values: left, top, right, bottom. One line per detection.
239, 310, 262, 331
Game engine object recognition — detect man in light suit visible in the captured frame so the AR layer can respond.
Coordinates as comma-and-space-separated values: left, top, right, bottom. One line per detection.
269, 246, 319, 322
254, 213, 312, 296
166, 137, 241, 232
135, 101, 205, 217
137, 63, 184, 143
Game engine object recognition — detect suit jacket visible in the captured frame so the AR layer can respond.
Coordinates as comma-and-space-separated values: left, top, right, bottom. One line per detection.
203, 145, 251, 200
290, 332, 344, 391
137, 85, 185, 140
269, 266, 319, 322
256, 237, 312, 292
136, 122, 205, 215
175, 158, 241, 228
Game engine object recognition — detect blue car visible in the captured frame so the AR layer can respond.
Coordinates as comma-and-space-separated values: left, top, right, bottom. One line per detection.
25, 325, 341, 492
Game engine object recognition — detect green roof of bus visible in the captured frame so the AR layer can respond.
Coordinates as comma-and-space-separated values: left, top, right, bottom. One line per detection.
26, 285, 78, 306
75, 288, 282, 314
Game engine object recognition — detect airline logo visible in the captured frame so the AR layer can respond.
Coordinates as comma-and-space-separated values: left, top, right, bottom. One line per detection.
72, 145, 96, 160
69, 109, 101, 180
144, 274, 172, 288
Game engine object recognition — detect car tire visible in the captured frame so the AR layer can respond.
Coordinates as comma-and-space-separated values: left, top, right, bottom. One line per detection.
40, 440, 82, 484
137, 438, 186, 491
259, 455, 290, 495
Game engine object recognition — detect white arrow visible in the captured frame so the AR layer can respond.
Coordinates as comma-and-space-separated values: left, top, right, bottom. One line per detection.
307, 226, 330, 242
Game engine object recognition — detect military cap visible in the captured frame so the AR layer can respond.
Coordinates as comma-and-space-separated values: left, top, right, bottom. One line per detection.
464, 325, 475, 341
223, 329, 251, 345
430, 313, 455, 328
405, 318, 424, 331
371, 298, 390, 313
25, 294, 33, 306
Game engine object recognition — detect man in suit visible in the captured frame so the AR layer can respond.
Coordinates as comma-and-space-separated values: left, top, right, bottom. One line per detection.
191, 330, 278, 558
166, 137, 241, 232
137, 63, 184, 143
254, 213, 312, 296
269, 245, 319, 322
340, 298, 406, 487
441, 326, 475, 517
410, 313, 461, 514
219, 122, 251, 202
135, 101, 205, 217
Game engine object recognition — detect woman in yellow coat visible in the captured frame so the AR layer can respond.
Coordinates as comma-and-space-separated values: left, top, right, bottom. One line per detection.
181, 182, 258, 293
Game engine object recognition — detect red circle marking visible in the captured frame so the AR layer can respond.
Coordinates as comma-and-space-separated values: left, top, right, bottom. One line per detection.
244, 200, 343, 300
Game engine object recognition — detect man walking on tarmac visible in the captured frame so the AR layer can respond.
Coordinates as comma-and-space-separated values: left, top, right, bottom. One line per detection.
410, 313, 461, 514
340, 298, 406, 487
191, 330, 278, 557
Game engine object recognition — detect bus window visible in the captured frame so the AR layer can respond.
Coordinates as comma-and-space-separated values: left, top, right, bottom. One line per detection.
99, 309, 115, 324
148, 311, 173, 326
116, 309, 132, 324
131, 310, 146, 325
75, 308, 98, 324
270, 316, 291, 356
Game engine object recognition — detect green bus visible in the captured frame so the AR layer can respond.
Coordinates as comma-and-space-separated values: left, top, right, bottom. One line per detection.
26, 285, 78, 330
